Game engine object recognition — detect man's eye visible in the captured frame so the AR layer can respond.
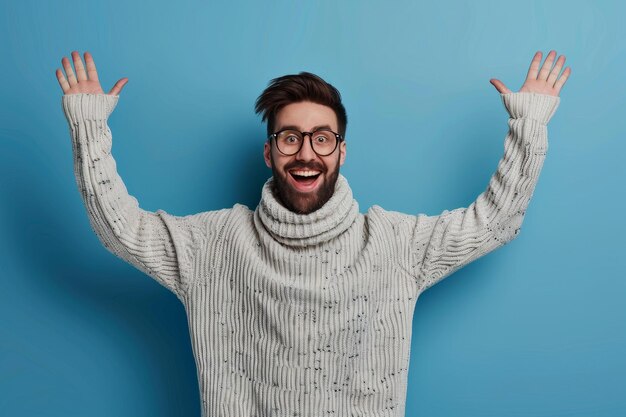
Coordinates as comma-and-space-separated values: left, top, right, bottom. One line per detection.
315, 135, 328, 143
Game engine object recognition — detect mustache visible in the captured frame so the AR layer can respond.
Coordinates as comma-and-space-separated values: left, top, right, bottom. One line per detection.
285, 163, 325, 172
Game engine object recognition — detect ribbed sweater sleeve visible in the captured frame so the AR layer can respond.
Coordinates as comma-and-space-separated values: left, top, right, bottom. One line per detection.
61, 93, 205, 301
412, 92, 560, 292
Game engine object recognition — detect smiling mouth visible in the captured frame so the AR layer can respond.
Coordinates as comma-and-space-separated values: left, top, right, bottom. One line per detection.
291, 171, 321, 181
288, 170, 322, 190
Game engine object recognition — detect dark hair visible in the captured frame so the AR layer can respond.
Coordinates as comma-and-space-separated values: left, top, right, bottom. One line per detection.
254, 71, 348, 139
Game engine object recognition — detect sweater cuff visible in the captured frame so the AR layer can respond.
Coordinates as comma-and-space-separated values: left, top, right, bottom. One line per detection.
61, 93, 119, 125
500, 92, 560, 125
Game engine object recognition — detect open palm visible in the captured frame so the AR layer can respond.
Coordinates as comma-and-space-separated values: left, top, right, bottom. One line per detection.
490, 50, 571, 97
55, 51, 128, 96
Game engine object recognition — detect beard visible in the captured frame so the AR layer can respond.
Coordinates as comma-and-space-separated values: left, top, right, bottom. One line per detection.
269, 153, 340, 215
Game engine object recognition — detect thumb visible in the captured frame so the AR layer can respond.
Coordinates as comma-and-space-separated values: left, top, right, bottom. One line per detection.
108, 77, 129, 96
490, 78, 511, 94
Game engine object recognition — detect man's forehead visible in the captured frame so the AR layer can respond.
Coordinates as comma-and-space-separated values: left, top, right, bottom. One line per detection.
275, 101, 338, 131
277, 123, 334, 132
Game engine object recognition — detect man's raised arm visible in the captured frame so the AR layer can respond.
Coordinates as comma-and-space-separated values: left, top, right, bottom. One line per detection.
56, 51, 223, 302
411, 50, 571, 293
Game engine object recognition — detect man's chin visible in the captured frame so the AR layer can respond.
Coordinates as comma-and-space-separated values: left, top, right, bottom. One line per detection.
285, 177, 324, 214
270, 168, 339, 215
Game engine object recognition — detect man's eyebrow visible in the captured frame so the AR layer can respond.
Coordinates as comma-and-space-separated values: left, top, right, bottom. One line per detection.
276, 124, 333, 132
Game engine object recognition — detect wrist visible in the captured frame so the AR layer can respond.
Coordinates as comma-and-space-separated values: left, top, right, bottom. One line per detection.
62, 93, 119, 125
500, 92, 560, 124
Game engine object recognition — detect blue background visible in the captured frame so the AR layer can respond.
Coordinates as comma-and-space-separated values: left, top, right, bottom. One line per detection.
1, 0, 624, 416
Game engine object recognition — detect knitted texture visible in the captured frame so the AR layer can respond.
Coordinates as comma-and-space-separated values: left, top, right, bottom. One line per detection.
62, 91, 559, 417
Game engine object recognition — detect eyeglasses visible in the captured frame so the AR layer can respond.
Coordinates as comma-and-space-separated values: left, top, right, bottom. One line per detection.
268, 128, 344, 156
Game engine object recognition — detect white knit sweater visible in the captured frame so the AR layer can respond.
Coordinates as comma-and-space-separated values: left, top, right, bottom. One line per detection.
62, 91, 559, 417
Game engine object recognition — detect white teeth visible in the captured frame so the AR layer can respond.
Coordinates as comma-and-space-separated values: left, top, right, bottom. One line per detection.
291, 170, 320, 177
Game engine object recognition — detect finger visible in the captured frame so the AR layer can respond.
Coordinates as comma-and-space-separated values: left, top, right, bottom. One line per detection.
108, 78, 129, 96
84, 51, 99, 82
525, 51, 543, 81
62, 56, 77, 87
490, 78, 511, 94
538, 50, 557, 81
547, 55, 565, 87
56, 68, 71, 93
72, 50, 88, 82
554, 66, 571, 94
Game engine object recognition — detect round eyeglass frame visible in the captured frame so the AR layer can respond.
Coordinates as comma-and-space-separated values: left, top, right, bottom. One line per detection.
268, 128, 344, 156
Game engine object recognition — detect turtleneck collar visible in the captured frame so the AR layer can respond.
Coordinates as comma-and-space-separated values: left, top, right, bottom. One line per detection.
254, 173, 360, 248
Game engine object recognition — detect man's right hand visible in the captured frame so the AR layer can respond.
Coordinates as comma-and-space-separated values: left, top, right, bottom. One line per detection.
55, 51, 128, 96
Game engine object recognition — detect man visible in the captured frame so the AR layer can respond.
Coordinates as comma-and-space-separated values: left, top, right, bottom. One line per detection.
56, 50, 569, 417
255, 72, 348, 215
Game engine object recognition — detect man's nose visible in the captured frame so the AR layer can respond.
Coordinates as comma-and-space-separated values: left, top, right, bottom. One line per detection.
295, 135, 317, 161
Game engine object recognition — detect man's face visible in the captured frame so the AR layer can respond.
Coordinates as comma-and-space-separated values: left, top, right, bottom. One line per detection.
263, 101, 347, 215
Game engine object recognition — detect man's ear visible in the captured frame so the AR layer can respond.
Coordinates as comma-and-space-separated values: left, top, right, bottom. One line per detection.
339, 140, 347, 166
264, 141, 272, 168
